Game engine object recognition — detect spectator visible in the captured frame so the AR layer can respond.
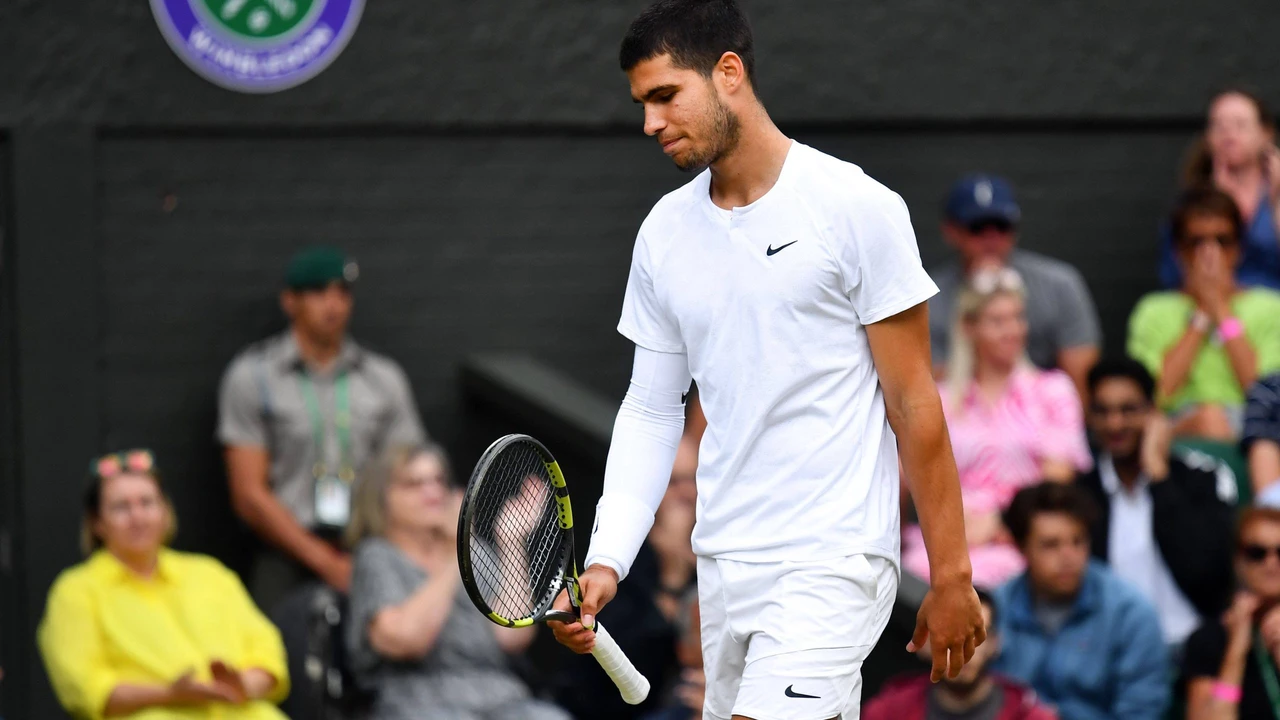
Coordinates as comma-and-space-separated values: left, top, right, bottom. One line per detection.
218, 246, 427, 717
344, 444, 569, 720
903, 267, 1092, 588
863, 589, 1056, 720
1160, 88, 1280, 291
38, 449, 289, 720
1182, 506, 1280, 720
640, 590, 703, 720
1128, 187, 1280, 441
992, 482, 1170, 720
1078, 358, 1237, 654
928, 174, 1101, 400
1244, 373, 1280, 504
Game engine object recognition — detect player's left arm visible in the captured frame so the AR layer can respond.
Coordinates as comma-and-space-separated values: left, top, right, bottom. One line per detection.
865, 302, 986, 681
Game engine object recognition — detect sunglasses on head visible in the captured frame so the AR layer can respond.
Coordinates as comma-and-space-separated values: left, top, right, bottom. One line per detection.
967, 219, 1014, 235
1241, 543, 1280, 563
92, 449, 155, 480
969, 266, 1025, 296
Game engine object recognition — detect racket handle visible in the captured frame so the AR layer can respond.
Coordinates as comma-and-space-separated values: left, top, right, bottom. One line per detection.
590, 621, 650, 705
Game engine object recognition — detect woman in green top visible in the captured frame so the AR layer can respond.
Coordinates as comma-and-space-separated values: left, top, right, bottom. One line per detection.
1129, 186, 1280, 440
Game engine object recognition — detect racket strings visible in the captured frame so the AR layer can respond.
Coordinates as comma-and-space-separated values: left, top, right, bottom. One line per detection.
467, 442, 565, 620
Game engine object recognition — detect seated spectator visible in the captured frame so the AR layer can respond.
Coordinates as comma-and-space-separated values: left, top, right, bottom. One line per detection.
344, 444, 569, 720
38, 449, 289, 720
863, 588, 1056, 720
639, 590, 703, 720
1129, 186, 1280, 441
1244, 373, 1280, 503
1182, 506, 1280, 720
1078, 358, 1237, 652
903, 267, 1092, 588
1160, 89, 1280, 291
928, 174, 1101, 400
992, 482, 1170, 720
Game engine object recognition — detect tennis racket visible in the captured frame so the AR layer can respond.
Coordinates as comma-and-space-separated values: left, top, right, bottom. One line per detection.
456, 433, 650, 705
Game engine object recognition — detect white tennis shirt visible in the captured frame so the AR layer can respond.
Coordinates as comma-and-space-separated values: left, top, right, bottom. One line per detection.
618, 141, 938, 565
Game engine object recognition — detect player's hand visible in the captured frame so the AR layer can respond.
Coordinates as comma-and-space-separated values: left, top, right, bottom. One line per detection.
547, 588, 596, 654
547, 564, 619, 653
907, 576, 986, 682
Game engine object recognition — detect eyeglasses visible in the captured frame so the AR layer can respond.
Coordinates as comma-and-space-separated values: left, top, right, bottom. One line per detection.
968, 266, 1025, 296
966, 219, 1014, 235
1241, 543, 1280, 563
91, 449, 155, 479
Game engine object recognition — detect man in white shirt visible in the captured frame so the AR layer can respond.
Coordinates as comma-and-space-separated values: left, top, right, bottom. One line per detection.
549, 2, 984, 718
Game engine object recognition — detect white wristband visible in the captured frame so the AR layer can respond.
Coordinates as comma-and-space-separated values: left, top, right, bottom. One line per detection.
583, 493, 656, 582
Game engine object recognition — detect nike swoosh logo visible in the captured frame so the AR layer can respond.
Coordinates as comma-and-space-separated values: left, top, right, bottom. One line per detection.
766, 241, 798, 256
784, 685, 820, 699
681, 392, 688, 404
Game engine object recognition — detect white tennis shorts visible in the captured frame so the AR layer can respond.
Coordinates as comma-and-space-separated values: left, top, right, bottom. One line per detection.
698, 553, 898, 720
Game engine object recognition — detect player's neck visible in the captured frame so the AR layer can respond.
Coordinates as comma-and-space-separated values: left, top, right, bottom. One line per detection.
933, 676, 996, 712
707, 115, 792, 210
292, 326, 342, 370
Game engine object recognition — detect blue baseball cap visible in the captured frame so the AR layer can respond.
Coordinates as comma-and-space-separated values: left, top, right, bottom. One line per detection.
944, 175, 1022, 226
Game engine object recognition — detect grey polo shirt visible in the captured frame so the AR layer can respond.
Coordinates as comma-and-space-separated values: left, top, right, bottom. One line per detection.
927, 249, 1102, 369
217, 331, 427, 528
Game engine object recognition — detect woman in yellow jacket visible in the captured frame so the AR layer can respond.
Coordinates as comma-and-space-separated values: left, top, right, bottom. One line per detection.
38, 449, 290, 720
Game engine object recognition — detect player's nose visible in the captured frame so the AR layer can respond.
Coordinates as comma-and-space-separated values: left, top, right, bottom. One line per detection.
643, 106, 665, 137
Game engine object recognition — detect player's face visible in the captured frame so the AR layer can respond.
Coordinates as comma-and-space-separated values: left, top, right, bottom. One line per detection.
966, 293, 1027, 368
1023, 513, 1090, 601
628, 54, 741, 173
1237, 518, 1280, 602
1207, 92, 1272, 169
1088, 377, 1150, 462
283, 282, 353, 346
94, 473, 172, 560
387, 453, 453, 531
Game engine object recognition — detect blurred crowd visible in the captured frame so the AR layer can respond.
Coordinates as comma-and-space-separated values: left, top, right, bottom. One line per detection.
30, 87, 1280, 720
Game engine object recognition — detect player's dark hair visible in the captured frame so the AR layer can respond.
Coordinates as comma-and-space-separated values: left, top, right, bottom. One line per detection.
620, 0, 756, 82
1002, 482, 1098, 549
1170, 185, 1244, 246
1086, 357, 1156, 404
975, 587, 998, 629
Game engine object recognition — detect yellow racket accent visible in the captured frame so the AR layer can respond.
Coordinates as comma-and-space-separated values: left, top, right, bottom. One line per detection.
544, 460, 567, 488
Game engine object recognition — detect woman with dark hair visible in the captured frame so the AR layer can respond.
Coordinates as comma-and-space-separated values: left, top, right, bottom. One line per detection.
1183, 507, 1280, 720
37, 449, 289, 720
1160, 88, 1280, 290
1130, 186, 1280, 440
344, 444, 571, 720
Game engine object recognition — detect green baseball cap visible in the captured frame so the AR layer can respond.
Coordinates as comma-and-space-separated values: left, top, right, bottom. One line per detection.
284, 246, 359, 290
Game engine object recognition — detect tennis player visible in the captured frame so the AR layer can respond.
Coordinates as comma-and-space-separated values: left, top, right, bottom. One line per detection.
549, 1, 984, 718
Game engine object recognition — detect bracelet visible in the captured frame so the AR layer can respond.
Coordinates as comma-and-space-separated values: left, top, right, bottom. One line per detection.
1190, 309, 1213, 334
1217, 316, 1245, 343
1212, 681, 1243, 703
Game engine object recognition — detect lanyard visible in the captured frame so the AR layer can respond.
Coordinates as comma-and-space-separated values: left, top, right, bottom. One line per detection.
297, 371, 354, 482
1253, 629, 1280, 720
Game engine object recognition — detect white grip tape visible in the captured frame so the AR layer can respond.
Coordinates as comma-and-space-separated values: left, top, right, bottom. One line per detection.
589, 621, 650, 705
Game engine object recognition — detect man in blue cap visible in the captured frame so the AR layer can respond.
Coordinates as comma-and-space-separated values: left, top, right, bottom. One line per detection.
928, 174, 1102, 400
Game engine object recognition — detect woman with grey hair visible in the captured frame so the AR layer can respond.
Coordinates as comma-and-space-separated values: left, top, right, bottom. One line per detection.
344, 444, 571, 720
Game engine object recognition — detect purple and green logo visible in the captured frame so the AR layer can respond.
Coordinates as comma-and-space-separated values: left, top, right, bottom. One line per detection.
151, 0, 364, 93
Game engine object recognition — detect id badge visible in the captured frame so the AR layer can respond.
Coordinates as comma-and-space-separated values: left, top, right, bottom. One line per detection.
314, 475, 352, 528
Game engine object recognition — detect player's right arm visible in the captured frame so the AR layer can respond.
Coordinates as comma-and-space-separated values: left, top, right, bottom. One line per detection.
548, 344, 691, 652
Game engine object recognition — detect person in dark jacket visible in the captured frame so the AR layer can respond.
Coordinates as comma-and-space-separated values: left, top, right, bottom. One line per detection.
1077, 358, 1238, 651
863, 589, 1057, 720
992, 482, 1170, 720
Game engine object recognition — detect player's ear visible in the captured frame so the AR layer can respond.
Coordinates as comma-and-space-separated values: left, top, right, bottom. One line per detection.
280, 290, 296, 319
715, 51, 747, 94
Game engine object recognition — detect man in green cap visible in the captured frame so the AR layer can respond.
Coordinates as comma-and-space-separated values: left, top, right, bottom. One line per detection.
217, 246, 427, 716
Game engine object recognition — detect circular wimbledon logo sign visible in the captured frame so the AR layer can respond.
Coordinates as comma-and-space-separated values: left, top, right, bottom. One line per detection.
151, 0, 363, 93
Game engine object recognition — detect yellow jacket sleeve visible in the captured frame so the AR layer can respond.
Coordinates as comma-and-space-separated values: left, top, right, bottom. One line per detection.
218, 564, 291, 705
37, 571, 118, 720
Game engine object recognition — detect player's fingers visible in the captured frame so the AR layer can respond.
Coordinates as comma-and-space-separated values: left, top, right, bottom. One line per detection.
962, 634, 977, 665
579, 579, 606, 629
947, 639, 965, 678
906, 609, 929, 653
974, 617, 988, 648
930, 643, 948, 683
